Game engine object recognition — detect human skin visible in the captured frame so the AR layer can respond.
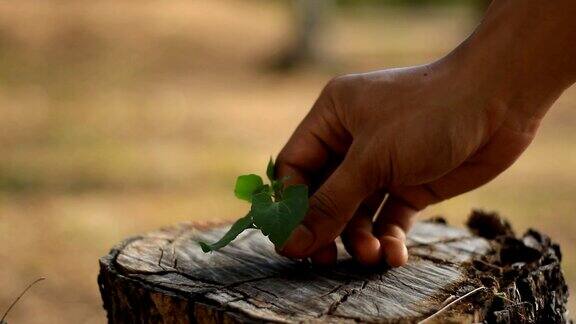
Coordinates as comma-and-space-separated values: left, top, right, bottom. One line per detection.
276, 0, 576, 267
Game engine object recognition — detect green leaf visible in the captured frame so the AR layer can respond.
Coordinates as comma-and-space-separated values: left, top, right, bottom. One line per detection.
234, 174, 264, 202
199, 159, 309, 253
272, 179, 284, 199
198, 214, 255, 252
266, 157, 275, 183
251, 184, 309, 247
256, 184, 273, 197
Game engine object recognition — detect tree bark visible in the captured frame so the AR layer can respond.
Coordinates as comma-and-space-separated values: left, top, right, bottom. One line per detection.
98, 211, 569, 323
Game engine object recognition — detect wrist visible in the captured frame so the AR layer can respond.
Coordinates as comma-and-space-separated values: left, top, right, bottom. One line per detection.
437, 0, 576, 120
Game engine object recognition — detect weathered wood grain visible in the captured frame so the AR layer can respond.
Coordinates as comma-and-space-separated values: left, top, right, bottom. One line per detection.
98, 212, 569, 323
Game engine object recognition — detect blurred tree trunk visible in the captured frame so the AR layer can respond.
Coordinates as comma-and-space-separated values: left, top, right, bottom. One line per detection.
270, 0, 332, 71
269, 0, 493, 71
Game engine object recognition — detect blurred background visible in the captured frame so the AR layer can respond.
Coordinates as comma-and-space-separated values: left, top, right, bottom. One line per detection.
0, 0, 574, 322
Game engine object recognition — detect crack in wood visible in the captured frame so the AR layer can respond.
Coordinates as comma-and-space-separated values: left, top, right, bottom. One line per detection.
170, 229, 189, 268
113, 244, 222, 288
410, 253, 460, 266
221, 275, 281, 290
251, 286, 281, 299
408, 236, 471, 248
221, 287, 298, 317
325, 279, 369, 316
319, 281, 350, 299
158, 246, 167, 271
387, 271, 420, 292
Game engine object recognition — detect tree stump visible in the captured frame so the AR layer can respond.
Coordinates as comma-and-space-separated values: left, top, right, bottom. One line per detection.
98, 211, 569, 323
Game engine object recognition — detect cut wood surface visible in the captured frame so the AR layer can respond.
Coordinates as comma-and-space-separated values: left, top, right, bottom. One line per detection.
98, 211, 569, 323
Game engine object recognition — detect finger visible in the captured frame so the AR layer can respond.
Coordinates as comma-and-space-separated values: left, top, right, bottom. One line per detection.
373, 196, 416, 239
342, 192, 385, 266
379, 236, 408, 268
276, 99, 351, 188
281, 154, 375, 258
392, 124, 535, 210
310, 241, 338, 267
373, 196, 416, 267
374, 123, 534, 266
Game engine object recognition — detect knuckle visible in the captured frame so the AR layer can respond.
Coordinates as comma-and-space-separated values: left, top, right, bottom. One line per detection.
275, 151, 296, 174
322, 74, 360, 98
275, 150, 290, 166
317, 73, 365, 129
309, 189, 346, 226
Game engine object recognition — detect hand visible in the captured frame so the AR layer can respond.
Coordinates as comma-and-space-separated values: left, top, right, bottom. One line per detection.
275, 0, 576, 267
276, 62, 543, 267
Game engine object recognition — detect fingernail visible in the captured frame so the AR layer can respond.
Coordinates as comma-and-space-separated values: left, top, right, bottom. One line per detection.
281, 225, 315, 256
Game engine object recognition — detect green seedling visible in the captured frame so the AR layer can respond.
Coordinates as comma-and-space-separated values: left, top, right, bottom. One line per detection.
199, 158, 309, 252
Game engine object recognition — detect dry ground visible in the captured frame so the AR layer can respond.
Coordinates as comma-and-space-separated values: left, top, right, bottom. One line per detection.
0, 1, 574, 322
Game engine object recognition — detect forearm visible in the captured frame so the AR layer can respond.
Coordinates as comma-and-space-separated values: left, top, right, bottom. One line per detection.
441, 0, 576, 118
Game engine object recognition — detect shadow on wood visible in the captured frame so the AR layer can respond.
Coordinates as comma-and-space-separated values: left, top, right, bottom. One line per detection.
98, 211, 569, 323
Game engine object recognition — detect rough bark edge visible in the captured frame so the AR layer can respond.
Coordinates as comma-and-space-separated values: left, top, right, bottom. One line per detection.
427, 210, 571, 324
469, 210, 570, 323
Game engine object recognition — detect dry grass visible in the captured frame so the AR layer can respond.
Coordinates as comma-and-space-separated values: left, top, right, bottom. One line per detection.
0, 1, 574, 322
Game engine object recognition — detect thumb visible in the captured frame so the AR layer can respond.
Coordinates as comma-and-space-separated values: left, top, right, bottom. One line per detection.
281, 154, 376, 258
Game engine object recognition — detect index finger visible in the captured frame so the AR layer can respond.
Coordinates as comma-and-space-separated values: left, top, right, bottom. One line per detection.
276, 100, 351, 188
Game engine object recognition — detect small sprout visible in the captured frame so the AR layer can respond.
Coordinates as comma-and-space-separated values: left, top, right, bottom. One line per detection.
199, 158, 309, 252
